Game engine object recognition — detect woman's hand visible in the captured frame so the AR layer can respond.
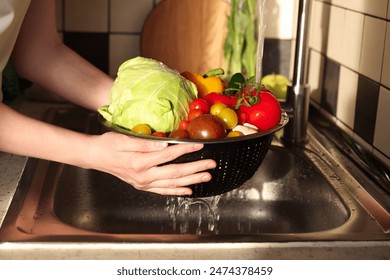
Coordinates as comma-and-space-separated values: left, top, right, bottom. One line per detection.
86, 132, 216, 196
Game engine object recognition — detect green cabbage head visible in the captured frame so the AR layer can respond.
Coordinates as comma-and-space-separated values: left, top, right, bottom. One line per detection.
98, 56, 197, 133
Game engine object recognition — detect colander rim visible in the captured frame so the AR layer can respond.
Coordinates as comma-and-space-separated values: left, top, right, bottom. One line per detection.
98, 110, 288, 144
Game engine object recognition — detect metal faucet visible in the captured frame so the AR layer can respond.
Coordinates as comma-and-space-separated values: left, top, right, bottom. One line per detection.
282, 0, 312, 145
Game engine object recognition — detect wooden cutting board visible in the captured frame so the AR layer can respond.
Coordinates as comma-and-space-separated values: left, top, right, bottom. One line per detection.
141, 0, 230, 74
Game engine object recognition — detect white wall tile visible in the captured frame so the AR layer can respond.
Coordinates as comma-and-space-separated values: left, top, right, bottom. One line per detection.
64, 0, 108, 32
381, 22, 390, 88
363, 0, 388, 18
110, 0, 154, 33
340, 10, 364, 72
326, 5, 345, 63
359, 16, 386, 82
308, 50, 325, 103
388, 1, 390, 19
109, 34, 140, 77
374, 86, 390, 158
332, 0, 365, 11
309, 1, 330, 53
333, 0, 387, 18
336, 66, 358, 128
265, 0, 297, 39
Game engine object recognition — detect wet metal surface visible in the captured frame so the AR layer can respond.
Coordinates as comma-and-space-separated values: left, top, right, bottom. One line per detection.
0, 108, 390, 243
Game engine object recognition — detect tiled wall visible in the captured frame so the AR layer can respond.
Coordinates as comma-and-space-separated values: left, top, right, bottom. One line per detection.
56, 0, 296, 77
56, 0, 159, 76
57, 0, 389, 168
308, 0, 390, 168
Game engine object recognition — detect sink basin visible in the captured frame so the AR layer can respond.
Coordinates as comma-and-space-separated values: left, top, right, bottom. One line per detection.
1, 107, 390, 243
52, 147, 348, 235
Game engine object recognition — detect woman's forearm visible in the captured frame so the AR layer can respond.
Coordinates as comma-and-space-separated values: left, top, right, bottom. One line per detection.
11, 0, 113, 111
0, 103, 90, 168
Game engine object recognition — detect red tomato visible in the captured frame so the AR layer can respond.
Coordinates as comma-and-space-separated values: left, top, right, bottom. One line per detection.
179, 120, 190, 130
169, 129, 189, 139
188, 109, 204, 122
237, 90, 281, 131
189, 98, 210, 113
152, 131, 167, 137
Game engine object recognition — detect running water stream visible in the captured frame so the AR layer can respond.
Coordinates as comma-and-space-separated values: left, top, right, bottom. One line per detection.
165, 0, 269, 234
255, 0, 269, 83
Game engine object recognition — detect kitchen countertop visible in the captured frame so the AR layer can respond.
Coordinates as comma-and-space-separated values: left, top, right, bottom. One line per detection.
1, 100, 390, 260
0, 100, 54, 228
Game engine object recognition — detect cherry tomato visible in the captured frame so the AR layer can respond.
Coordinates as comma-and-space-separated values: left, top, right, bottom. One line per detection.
227, 131, 244, 137
152, 131, 167, 137
179, 120, 190, 131
210, 102, 227, 116
132, 124, 152, 135
216, 107, 238, 130
188, 109, 204, 122
189, 98, 210, 113
169, 129, 189, 139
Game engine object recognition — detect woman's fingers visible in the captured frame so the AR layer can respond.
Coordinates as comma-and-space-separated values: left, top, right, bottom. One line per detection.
108, 132, 168, 152
140, 143, 207, 168
128, 162, 215, 194
147, 160, 215, 183
139, 171, 213, 196
146, 187, 193, 196
94, 132, 217, 196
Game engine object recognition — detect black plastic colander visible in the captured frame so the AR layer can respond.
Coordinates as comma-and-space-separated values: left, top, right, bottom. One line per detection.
99, 111, 288, 197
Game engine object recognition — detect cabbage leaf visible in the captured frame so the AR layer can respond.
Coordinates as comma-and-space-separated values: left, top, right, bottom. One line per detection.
98, 57, 197, 133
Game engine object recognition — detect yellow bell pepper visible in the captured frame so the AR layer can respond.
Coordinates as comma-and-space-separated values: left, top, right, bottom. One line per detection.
181, 68, 225, 99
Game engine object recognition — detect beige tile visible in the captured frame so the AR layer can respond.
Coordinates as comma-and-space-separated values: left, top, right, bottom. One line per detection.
308, 50, 325, 104
363, 0, 388, 18
359, 16, 386, 82
326, 5, 345, 63
64, 0, 108, 32
332, 0, 365, 10
333, 0, 388, 18
374, 87, 390, 159
109, 34, 140, 77
340, 10, 364, 72
309, 1, 330, 53
265, 0, 297, 39
388, 1, 390, 19
110, 0, 154, 33
336, 66, 358, 129
381, 22, 390, 88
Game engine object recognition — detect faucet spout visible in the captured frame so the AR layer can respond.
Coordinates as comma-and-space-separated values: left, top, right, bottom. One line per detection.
282, 0, 312, 145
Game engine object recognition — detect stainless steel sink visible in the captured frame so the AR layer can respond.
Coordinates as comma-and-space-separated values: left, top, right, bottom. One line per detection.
1, 107, 390, 243
50, 146, 348, 235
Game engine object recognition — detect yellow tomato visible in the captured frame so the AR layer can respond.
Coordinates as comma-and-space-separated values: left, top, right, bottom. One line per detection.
217, 107, 238, 130
132, 124, 152, 135
227, 131, 244, 138
210, 102, 227, 116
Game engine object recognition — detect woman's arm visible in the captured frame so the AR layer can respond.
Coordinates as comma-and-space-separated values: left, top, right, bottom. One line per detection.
1, 0, 216, 196
0, 103, 214, 195
11, 0, 112, 111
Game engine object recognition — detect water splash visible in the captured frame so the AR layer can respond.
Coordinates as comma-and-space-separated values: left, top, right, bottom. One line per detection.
165, 195, 222, 234
255, 0, 269, 83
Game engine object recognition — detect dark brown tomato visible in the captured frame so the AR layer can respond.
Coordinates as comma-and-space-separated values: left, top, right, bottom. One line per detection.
187, 114, 227, 140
